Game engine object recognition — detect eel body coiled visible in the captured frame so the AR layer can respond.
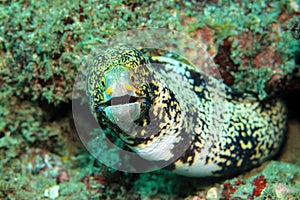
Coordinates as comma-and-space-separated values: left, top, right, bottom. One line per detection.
86, 45, 287, 177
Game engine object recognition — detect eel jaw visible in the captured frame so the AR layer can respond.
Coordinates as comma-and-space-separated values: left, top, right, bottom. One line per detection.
99, 95, 146, 134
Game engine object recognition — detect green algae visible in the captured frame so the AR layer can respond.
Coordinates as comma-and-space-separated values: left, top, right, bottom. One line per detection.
1, 0, 298, 103
0, 0, 299, 199
262, 161, 300, 195
187, 1, 299, 99
223, 161, 300, 199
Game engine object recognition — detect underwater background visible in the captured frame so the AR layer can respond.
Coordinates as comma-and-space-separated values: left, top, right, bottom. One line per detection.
0, 0, 300, 199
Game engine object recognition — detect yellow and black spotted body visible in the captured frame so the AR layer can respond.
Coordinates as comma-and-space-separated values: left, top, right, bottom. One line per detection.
86, 45, 287, 177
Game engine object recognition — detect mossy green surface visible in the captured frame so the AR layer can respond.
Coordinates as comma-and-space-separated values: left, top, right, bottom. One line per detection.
1, 1, 298, 103
223, 161, 300, 199
0, 0, 299, 199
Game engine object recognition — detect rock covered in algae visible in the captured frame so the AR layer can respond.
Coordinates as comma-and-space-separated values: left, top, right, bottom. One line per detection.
0, 0, 299, 199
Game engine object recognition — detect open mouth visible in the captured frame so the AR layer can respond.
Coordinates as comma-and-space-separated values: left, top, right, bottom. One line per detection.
95, 95, 146, 127
94, 95, 148, 121
99, 94, 145, 107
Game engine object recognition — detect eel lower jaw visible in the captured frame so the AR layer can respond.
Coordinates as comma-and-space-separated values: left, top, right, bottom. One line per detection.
98, 95, 146, 134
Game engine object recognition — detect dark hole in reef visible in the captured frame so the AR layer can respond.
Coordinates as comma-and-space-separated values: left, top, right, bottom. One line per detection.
285, 89, 300, 121
294, 51, 300, 66
38, 99, 72, 122
213, 39, 238, 86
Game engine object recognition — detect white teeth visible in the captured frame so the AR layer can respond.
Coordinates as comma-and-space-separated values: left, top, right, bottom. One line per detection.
104, 103, 141, 134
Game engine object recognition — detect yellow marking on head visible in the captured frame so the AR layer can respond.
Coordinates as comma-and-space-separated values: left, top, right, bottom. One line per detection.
226, 160, 231, 166
195, 127, 201, 134
194, 142, 201, 148
225, 137, 232, 144
101, 76, 106, 86
125, 83, 134, 91
237, 159, 243, 167
240, 140, 252, 149
241, 131, 246, 137
223, 149, 231, 156
105, 86, 113, 95
143, 119, 148, 126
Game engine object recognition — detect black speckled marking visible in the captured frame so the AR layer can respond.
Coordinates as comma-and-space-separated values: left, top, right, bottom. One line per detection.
87, 45, 288, 177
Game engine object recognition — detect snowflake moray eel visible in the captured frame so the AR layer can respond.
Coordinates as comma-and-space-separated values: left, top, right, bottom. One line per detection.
86, 45, 287, 177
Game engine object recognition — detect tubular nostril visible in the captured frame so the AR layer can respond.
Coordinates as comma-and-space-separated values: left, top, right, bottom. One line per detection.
105, 86, 113, 95
103, 66, 136, 100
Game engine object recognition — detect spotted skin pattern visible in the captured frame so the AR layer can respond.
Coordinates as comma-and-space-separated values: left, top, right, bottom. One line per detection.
86, 45, 287, 177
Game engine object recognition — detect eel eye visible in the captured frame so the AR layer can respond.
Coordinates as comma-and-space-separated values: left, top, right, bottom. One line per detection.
101, 76, 106, 87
